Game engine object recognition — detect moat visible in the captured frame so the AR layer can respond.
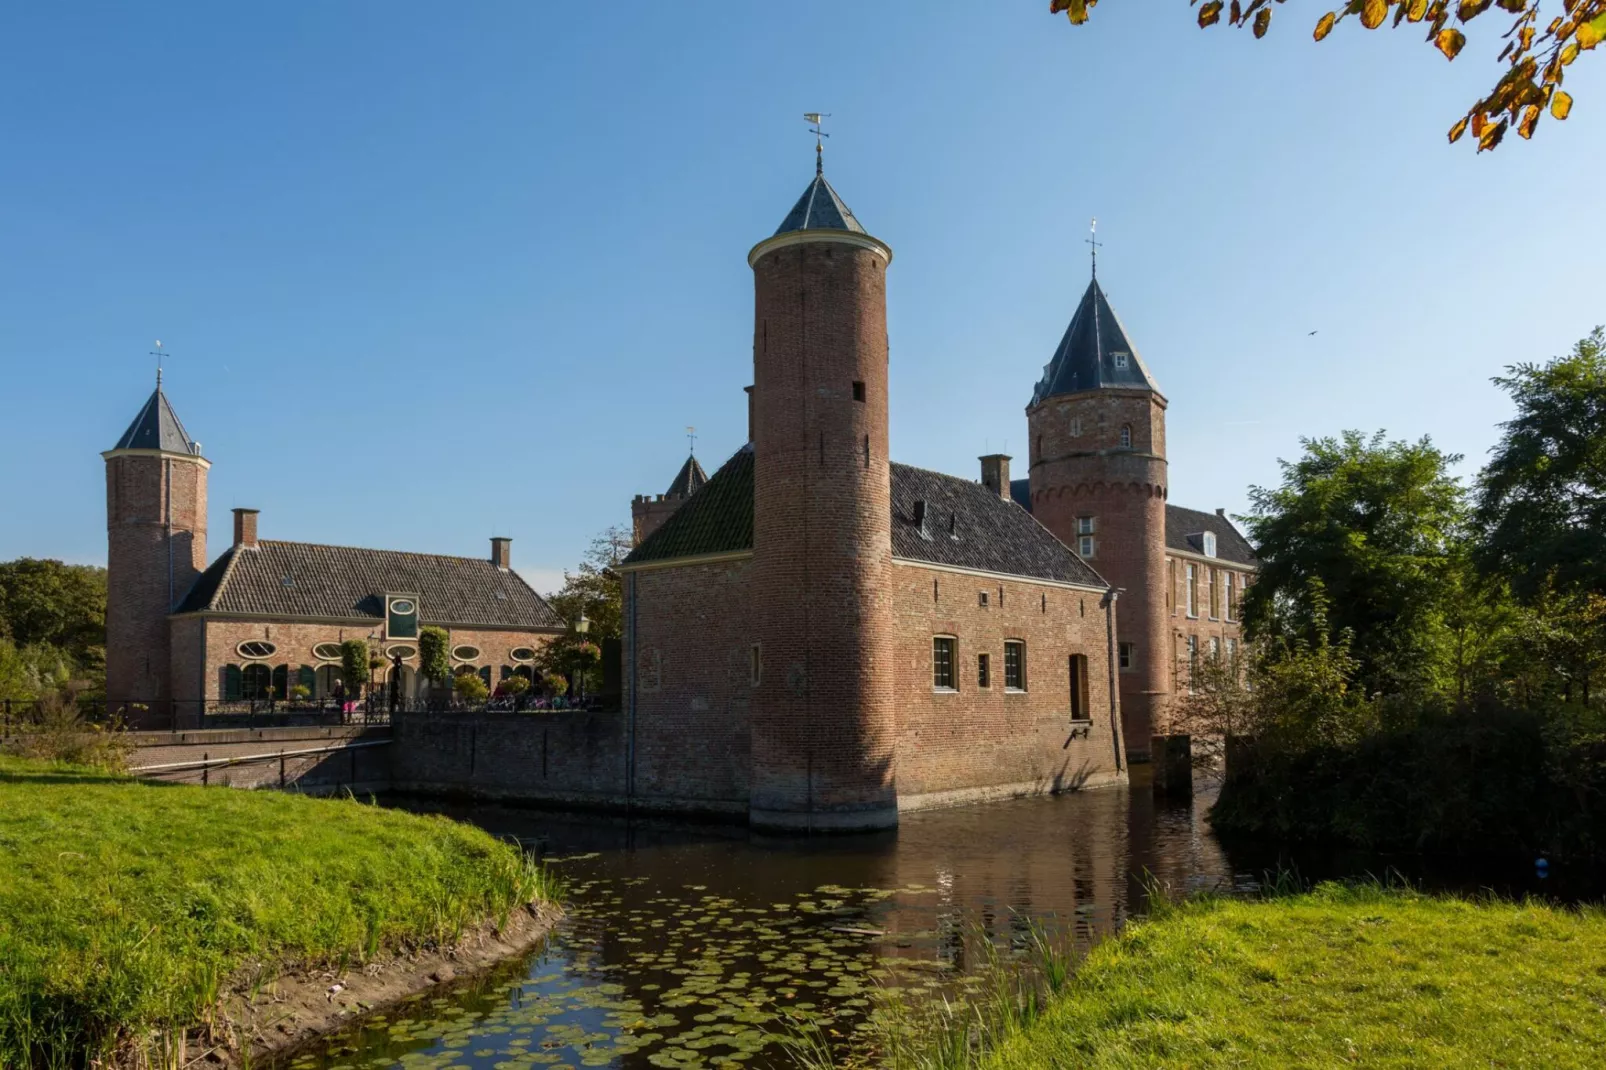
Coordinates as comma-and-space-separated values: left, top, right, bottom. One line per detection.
282, 782, 1593, 1070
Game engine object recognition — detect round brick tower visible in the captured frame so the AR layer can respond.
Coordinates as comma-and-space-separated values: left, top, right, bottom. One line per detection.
747, 157, 899, 830
1027, 276, 1168, 763
103, 374, 209, 723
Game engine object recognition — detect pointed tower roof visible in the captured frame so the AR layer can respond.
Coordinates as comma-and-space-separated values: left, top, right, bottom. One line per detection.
773, 174, 868, 236
1031, 277, 1162, 405
110, 379, 201, 455
665, 454, 709, 498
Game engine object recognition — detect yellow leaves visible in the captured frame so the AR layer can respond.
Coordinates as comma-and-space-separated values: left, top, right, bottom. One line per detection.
1406, 0, 1429, 21
1517, 104, 1541, 138
1315, 11, 1338, 40
1478, 116, 1508, 150
1062, 0, 1093, 26
1447, 115, 1470, 142
1254, 6, 1273, 37
1551, 90, 1574, 119
1456, 0, 1493, 22
1362, 0, 1389, 29
1436, 27, 1467, 59
1578, 13, 1606, 50
1199, 1, 1225, 28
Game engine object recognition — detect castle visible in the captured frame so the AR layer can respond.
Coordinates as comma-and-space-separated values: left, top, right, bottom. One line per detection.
102, 379, 565, 724
617, 157, 1255, 829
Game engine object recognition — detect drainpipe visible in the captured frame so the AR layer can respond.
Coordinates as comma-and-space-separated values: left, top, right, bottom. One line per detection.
1101, 584, 1124, 773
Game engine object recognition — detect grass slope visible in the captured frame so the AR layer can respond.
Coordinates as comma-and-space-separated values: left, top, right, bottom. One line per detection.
982, 884, 1606, 1069
0, 757, 553, 1067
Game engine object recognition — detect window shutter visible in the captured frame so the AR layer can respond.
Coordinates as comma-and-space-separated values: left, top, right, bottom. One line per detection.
224, 664, 242, 701
271, 665, 289, 697
298, 665, 316, 693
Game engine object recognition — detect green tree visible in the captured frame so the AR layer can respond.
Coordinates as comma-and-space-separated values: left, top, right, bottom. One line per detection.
340, 639, 370, 697
1241, 430, 1466, 696
546, 526, 630, 641
1051, 0, 1603, 150
418, 626, 451, 687
1476, 328, 1606, 603
453, 671, 489, 704
0, 559, 107, 690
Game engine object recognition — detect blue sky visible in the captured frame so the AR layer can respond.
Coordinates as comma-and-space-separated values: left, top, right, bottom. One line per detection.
2, 3, 1601, 593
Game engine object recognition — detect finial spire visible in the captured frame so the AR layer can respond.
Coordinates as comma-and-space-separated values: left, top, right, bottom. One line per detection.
686, 425, 697, 455
150, 339, 165, 388
1085, 218, 1102, 280
804, 112, 829, 176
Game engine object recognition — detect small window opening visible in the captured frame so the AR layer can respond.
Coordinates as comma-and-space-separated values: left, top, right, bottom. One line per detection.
933, 578, 940, 603
1113, 351, 1130, 369
1041, 592, 1047, 614
852, 380, 865, 402
1120, 424, 1132, 449
1069, 654, 1090, 721
1119, 642, 1134, 671
977, 652, 991, 689
978, 590, 989, 608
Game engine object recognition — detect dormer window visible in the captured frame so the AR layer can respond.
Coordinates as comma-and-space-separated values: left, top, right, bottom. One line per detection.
1113, 351, 1130, 369
1202, 532, 1217, 558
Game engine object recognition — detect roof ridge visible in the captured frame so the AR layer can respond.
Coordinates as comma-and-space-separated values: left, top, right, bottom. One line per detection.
256, 538, 503, 565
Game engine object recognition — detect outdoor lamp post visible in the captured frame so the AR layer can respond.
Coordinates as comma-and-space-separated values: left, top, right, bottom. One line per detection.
575, 612, 590, 703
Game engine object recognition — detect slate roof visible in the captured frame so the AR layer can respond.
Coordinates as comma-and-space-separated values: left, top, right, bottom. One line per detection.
1032, 277, 1162, 405
665, 454, 709, 498
111, 384, 201, 455
1164, 505, 1258, 566
175, 540, 566, 629
624, 446, 1106, 588
774, 174, 868, 236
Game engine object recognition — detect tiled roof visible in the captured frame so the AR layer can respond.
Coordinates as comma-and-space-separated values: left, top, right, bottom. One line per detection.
665, 454, 709, 498
774, 174, 868, 236
175, 540, 566, 629
624, 446, 1106, 588
1032, 277, 1161, 405
1165, 505, 1258, 566
111, 384, 201, 455
624, 447, 755, 564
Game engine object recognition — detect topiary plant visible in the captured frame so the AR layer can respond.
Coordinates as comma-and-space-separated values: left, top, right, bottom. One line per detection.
453, 672, 489, 704
419, 626, 450, 686
340, 639, 370, 696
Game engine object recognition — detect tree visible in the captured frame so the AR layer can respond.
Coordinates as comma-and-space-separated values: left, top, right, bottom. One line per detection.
1476, 328, 1606, 603
340, 639, 370, 697
1050, 0, 1603, 150
546, 526, 630, 641
418, 626, 451, 687
1241, 430, 1466, 696
0, 559, 107, 689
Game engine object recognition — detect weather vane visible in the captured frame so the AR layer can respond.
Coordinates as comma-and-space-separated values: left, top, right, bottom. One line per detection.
150, 339, 166, 387
1086, 218, 1102, 279
804, 113, 830, 176
686, 425, 697, 455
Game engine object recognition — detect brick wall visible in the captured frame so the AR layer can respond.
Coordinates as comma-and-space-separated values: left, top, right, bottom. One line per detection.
128, 725, 390, 792
890, 562, 1125, 806
631, 494, 688, 546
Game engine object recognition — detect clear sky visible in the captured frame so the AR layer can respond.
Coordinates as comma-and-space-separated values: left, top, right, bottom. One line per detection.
2, 3, 1601, 594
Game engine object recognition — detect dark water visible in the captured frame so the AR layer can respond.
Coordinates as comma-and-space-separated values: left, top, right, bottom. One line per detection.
283, 780, 1596, 1070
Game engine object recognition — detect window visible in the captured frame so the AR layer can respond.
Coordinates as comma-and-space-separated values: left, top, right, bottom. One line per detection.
241, 663, 272, 699
386, 594, 420, 639
977, 652, 991, 688
1077, 516, 1096, 535
386, 644, 417, 660
1070, 416, 1082, 437
1119, 642, 1134, 671
1168, 558, 1176, 613
237, 640, 277, 659
1120, 424, 1132, 449
750, 644, 762, 687
1113, 351, 1130, 368
1185, 564, 1197, 618
510, 646, 537, 662
1207, 569, 1219, 619
1004, 640, 1026, 691
1224, 572, 1236, 622
1227, 637, 1240, 671
932, 637, 957, 691
452, 645, 481, 662
1209, 636, 1221, 662
1069, 654, 1091, 721
978, 590, 989, 607
1079, 535, 1096, 558
852, 380, 865, 402
1202, 531, 1217, 558
312, 642, 341, 662
1186, 635, 1199, 693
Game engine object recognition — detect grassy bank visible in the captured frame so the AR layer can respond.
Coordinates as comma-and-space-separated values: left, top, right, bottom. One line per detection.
0, 756, 555, 1068
977, 883, 1606, 1069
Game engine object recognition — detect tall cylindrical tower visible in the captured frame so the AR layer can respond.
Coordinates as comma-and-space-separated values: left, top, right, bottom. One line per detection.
1027, 277, 1168, 763
747, 161, 899, 830
103, 376, 209, 722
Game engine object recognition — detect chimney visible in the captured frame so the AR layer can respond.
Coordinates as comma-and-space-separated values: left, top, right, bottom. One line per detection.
979, 454, 1012, 500
490, 537, 512, 570
1216, 507, 1226, 517
232, 508, 259, 550
913, 499, 930, 539
744, 385, 755, 442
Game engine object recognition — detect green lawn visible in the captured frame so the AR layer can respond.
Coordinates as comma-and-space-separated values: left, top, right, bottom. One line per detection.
982, 883, 1606, 1069
0, 756, 554, 1067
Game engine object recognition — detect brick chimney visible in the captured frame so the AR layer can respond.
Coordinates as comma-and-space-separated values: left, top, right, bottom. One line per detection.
490, 537, 512, 570
979, 454, 1012, 500
232, 508, 259, 550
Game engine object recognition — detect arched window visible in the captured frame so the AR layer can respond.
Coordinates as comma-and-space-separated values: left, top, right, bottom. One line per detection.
242, 664, 272, 699
271, 665, 289, 699
296, 665, 316, 701
1119, 424, 1132, 449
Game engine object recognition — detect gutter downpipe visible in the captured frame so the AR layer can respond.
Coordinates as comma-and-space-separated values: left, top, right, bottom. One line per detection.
1101, 584, 1124, 773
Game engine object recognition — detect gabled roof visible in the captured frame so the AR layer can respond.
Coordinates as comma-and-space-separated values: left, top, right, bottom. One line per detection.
111, 383, 201, 455
623, 446, 1107, 588
1031, 277, 1162, 405
665, 454, 708, 498
175, 540, 566, 629
774, 173, 868, 236
1164, 505, 1258, 567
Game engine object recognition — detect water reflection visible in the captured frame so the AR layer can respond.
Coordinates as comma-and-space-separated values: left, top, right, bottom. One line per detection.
282, 782, 1595, 1070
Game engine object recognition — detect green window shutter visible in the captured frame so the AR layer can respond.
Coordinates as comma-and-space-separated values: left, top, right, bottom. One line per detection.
224, 664, 242, 701
479, 666, 492, 688
271, 665, 289, 697
298, 665, 316, 693
500, 665, 512, 680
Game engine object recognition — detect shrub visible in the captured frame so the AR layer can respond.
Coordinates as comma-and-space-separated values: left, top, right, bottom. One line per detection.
340, 639, 370, 696
453, 672, 489, 704
501, 675, 531, 696
0, 692, 132, 771
418, 626, 450, 685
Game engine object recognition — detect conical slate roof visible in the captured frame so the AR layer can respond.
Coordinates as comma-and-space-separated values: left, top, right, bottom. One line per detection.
665, 454, 708, 498
774, 173, 868, 236
1031, 277, 1161, 405
111, 382, 201, 455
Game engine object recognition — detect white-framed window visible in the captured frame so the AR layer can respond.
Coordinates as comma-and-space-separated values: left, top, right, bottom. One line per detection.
1120, 424, 1132, 449
1186, 635, 1199, 693
1077, 516, 1096, 535
510, 646, 537, 662
1207, 569, 1219, 620
1185, 564, 1197, 618
452, 645, 481, 662
1118, 642, 1134, 671
1209, 636, 1221, 662
1202, 531, 1217, 558
237, 640, 277, 659
750, 643, 762, 687
1079, 535, 1096, 558
1113, 351, 1130, 368
1003, 640, 1026, 691
1227, 637, 1240, 672
312, 642, 342, 662
978, 590, 989, 608
1224, 572, 1236, 622
932, 636, 957, 691
977, 652, 991, 689
385, 644, 417, 660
